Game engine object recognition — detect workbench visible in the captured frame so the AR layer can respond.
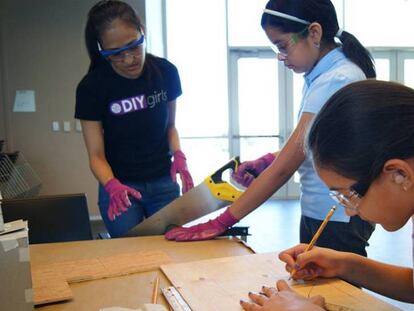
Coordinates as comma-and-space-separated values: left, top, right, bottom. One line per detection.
30, 236, 253, 311
30, 236, 400, 311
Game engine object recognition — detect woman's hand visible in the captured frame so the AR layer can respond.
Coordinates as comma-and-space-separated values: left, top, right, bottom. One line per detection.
240, 280, 325, 311
170, 150, 194, 193
278, 244, 347, 280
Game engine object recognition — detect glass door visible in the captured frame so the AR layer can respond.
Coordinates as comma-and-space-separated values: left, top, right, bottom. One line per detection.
398, 51, 414, 88
229, 48, 300, 199
370, 49, 414, 85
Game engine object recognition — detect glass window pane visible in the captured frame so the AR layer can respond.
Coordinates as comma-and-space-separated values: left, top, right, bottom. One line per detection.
180, 138, 229, 185
238, 58, 279, 135
237, 57, 280, 160
345, 0, 414, 47
240, 137, 280, 162
165, 0, 228, 137
374, 58, 390, 81
404, 59, 414, 88
227, 0, 269, 47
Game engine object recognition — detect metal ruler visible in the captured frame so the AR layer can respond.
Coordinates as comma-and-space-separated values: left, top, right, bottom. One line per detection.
161, 286, 192, 311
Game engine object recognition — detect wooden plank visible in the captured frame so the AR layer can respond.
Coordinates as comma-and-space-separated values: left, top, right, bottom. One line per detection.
31, 265, 73, 305
32, 250, 172, 305
99, 250, 172, 279
161, 253, 400, 311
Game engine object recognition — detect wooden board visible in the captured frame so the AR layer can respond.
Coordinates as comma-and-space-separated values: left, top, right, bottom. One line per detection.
32, 250, 172, 305
161, 253, 400, 311
31, 265, 73, 305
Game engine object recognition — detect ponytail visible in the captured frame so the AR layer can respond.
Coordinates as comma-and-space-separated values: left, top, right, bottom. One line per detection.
84, 17, 109, 73
337, 30, 376, 79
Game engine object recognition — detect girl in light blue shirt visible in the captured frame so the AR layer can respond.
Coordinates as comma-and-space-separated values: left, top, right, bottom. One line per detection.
166, 0, 377, 256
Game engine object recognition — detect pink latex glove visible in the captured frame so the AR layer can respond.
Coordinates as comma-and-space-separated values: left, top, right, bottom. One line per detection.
170, 150, 194, 193
104, 178, 142, 221
165, 207, 238, 241
231, 153, 276, 187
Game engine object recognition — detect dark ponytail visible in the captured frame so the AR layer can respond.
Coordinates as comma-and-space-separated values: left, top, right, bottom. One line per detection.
337, 30, 376, 78
261, 0, 376, 78
308, 80, 414, 183
84, 14, 108, 73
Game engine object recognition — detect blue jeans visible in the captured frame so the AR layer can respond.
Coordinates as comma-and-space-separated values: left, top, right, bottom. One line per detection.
98, 175, 179, 238
300, 215, 375, 257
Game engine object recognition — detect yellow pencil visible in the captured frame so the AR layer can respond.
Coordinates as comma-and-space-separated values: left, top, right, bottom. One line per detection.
152, 276, 159, 304
290, 205, 336, 279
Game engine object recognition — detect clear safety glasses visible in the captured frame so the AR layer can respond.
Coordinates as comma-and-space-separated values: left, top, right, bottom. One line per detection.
329, 180, 370, 214
99, 34, 145, 62
270, 27, 308, 61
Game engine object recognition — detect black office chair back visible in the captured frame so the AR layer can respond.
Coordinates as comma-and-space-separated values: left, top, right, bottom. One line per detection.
1, 193, 93, 244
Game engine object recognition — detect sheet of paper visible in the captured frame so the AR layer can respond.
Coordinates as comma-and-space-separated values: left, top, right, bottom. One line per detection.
0, 220, 27, 235
13, 90, 36, 112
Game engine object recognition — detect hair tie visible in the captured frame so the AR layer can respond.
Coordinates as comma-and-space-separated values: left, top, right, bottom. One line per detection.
336, 28, 343, 38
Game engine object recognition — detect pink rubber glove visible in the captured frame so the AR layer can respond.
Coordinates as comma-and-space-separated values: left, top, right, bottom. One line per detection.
170, 150, 194, 193
165, 207, 238, 241
104, 178, 142, 221
232, 153, 276, 187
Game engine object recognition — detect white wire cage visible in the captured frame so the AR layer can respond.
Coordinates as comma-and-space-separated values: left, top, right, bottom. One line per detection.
0, 152, 42, 199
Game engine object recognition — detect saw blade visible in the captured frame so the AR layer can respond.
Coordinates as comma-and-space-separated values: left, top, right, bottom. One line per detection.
126, 182, 231, 236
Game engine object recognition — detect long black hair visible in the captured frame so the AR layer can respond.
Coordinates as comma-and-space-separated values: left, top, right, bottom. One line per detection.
261, 0, 376, 78
307, 80, 414, 185
84, 0, 162, 85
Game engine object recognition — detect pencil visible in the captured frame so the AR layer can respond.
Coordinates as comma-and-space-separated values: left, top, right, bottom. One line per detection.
152, 276, 159, 304
290, 205, 336, 279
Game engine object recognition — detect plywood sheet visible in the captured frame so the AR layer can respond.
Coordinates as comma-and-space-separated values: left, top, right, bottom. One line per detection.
32, 250, 172, 305
161, 253, 400, 311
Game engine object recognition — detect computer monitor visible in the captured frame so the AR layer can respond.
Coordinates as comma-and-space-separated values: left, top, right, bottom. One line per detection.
1, 193, 93, 244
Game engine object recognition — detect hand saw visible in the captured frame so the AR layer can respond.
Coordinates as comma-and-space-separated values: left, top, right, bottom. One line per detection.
125, 157, 243, 236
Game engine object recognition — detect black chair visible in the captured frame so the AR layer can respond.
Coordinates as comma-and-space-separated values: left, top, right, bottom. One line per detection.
1, 193, 93, 244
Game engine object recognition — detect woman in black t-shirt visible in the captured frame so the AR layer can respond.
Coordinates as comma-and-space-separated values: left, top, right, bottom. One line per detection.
75, 0, 193, 238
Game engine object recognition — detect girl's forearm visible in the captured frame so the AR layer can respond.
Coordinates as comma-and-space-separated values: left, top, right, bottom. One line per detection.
341, 254, 414, 302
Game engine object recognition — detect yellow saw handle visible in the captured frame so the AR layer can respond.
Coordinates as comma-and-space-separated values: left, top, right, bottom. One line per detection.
204, 156, 243, 202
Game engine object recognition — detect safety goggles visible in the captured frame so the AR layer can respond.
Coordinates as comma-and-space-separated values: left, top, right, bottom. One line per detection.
98, 34, 145, 62
329, 179, 370, 213
270, 27, 309, 61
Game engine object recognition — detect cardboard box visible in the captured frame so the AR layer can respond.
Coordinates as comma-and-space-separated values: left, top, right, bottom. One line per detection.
0, 221, 33, 310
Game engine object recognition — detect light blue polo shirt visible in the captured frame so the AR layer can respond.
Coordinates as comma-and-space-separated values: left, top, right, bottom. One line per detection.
298, 48, 366, 222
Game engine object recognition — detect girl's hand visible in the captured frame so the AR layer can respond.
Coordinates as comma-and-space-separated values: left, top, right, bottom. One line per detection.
278, 244, 347, 280
240, 280, 325, 311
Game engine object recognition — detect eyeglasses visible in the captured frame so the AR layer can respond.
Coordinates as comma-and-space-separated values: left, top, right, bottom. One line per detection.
329, 180, 370, 214
270, 27, 308, 61
98, 34, 145, 62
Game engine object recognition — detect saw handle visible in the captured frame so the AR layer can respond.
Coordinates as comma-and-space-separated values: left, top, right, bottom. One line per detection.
210, 156, 241, 184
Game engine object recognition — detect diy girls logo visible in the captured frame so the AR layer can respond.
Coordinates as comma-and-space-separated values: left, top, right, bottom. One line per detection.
109, 91, 167, 115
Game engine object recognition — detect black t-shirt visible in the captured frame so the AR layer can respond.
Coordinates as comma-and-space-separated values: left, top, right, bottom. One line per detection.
75, 56, 182, 182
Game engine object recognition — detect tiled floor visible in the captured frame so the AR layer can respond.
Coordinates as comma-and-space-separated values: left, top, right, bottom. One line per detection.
91, 199, 414, 310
